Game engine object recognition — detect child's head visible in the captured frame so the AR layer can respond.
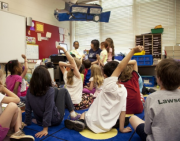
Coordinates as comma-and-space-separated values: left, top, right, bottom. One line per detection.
104, 61, 119, 78
71, 54, 76, 57
67, 58, 82, 85
91, 39, 100, 51
101, 42, 108, 50
105, 38, 115, 56
5, 60, 22, 77
156, 59, 180, 90
91, 64, 104, 87
30, 65, 52, 96
73, 41, 79, 49
83, 60, 91, 69
118, 65, 134, 81
79, 64, 85, 74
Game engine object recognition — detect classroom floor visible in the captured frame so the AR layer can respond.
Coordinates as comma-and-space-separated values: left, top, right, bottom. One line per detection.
5, 96, 149, 141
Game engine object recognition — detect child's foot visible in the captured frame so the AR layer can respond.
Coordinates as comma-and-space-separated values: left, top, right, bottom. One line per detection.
64, 119, 85, 132
10, 129, 34, 141
70, 112, 81, 120
17, 101, 25, 108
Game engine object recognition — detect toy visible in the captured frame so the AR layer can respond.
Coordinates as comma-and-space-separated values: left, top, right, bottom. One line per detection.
54, 0, 111, 22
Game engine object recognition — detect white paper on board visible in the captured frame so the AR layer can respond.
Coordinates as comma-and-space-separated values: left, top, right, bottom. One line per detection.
46, 32, 52, 38
37, 33, 41, 41
59, 27, 64, 34
60, 34, 64, 42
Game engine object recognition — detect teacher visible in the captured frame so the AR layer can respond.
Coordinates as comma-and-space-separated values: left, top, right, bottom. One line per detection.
88, 39, 102, 64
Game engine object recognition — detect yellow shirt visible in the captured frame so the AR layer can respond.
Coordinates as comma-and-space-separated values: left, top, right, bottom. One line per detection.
100, 49, 108, 64
70, 49, 82, 59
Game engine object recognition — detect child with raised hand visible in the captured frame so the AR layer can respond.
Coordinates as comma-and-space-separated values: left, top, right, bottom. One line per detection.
25, 65, 80, 138
64, 46, 143, 133
5, 55, 27, 107
20, 55, 28, 97
83, 64, 104, 98
0, 70, 34, 141
119, 60, 144, 114
130, 59, 180, 141
57, 46, 93, 110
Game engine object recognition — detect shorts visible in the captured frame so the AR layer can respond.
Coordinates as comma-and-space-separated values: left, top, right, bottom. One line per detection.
136, 123, 147, 141
0, 124, 9, 141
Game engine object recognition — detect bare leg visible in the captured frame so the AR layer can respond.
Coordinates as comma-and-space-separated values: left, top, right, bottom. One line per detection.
13, 108, 22, 132
0, 103, 18, 128
80, 113, 85, 120
129, 115, 145, 130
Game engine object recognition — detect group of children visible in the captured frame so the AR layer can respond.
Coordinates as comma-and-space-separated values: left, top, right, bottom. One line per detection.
0, 37, 180, 141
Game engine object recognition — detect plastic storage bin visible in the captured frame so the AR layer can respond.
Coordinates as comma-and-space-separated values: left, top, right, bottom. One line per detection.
114, 56, 124, 61
131, 55, 153, 66
134, 50, 145, 56
151, 28, 164, 34
142, 76, 155, 87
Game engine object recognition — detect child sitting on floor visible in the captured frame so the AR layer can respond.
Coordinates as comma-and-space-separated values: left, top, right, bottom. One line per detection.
79, 64, 85, 83
57, 46, 93, 110
0, 70, 34, 141
5, 54, 27, 107
64, 45, 143, 133
83, 60, 91, 86
83, 64, 104, 98
130, 59, 180, 141
24, 65, 80, 138
119, 60, 144, 114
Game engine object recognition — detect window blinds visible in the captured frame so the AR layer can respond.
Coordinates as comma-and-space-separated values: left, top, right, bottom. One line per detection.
74, 0, 179, 54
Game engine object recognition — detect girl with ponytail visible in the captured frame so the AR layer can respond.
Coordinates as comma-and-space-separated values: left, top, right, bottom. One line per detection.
58, 46, 94, 110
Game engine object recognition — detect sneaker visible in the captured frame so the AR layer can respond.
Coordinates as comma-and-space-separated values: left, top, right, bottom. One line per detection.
17, 101, 25, 108
70, 112, 81, 120
64, 119, 85, 132
10, 129, 34, 141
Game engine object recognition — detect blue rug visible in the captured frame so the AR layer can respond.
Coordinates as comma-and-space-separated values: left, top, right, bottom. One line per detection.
22, 107, 144, 141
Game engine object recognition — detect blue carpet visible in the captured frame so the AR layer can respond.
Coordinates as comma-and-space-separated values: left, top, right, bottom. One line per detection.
22, 108, 144, 141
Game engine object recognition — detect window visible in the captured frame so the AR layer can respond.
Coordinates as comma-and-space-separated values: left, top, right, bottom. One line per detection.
74, 0, 179, 54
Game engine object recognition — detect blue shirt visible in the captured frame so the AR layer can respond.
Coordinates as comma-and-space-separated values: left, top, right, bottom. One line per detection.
88, 48, 102, 62
85, 69, 91, 86
25, 87, 61, 127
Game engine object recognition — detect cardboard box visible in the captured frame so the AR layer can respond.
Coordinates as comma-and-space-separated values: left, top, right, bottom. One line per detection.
166, 50, 173, 56
174, 46, 180, 51
174, 51, 180, 56
165, 46, 173, 51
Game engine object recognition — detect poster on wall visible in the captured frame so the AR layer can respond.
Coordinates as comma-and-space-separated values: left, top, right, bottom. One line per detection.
26, 36, 36, 44
35, 22, 44, 33
1, 2, 8, 11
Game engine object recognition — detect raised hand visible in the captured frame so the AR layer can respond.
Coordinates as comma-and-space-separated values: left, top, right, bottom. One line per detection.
133, 46, 144, 53
21, 54, 26, 59
57, 45, 65, 51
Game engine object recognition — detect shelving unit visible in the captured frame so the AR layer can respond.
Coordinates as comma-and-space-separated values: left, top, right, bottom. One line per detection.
135, 34, 162, 59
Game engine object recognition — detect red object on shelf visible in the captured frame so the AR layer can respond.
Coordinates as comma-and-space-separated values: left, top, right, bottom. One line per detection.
26, 20, 60, 59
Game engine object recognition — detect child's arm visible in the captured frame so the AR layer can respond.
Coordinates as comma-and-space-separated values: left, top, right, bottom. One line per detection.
59, 62, 75, 74
0, 82, 20, 104
91, 60, 98, 65
84, 81, 94, 91
96, 54, 105, 67
128, 60, 138, 72
119, 111, 132, 133
21, 54, 28, 78
57, 46, 81, 79
13, 82, 20, 95
111, 46, 143, 77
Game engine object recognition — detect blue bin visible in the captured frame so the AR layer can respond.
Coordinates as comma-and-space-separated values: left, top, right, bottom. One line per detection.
142, 76, 155, 87
114, 56, 124, 61
132, 55, 153, 66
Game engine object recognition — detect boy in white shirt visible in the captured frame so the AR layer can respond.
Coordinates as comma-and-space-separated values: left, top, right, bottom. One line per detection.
64, 46, 144, 133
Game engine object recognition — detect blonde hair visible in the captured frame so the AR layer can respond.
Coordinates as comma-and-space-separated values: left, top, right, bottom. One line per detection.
91, 64, 104, 88
67, 58, 82, 85
119, 65, 133, 81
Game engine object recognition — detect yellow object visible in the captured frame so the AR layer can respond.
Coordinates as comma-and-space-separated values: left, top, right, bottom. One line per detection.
143, 95, 149, 98
134, 50, 145, 55
80, 128, 118, 140
126, 114, 134, 117
154, 25, 163, 29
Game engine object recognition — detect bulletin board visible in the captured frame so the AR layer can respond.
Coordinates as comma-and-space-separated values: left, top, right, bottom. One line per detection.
26, 20, 60, 59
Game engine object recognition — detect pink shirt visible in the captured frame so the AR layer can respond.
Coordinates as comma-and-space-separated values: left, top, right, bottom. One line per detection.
107, 47, 113, 62
6, 75, 22, 97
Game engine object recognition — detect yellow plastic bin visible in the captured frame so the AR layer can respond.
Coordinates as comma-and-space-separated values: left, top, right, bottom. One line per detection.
134, 50, 145, 56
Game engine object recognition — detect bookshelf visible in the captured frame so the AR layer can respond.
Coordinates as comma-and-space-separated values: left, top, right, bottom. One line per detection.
135, 34, 162, 59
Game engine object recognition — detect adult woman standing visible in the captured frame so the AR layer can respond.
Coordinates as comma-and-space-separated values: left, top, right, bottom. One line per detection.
88, 39, 102, 64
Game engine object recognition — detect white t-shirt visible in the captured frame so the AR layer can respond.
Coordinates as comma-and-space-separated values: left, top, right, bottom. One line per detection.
0, 93, 5, 115
89, 77, 103, 97
85, 77, 127, 133
21, 79, 26, 92
63, 71, 83, 104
